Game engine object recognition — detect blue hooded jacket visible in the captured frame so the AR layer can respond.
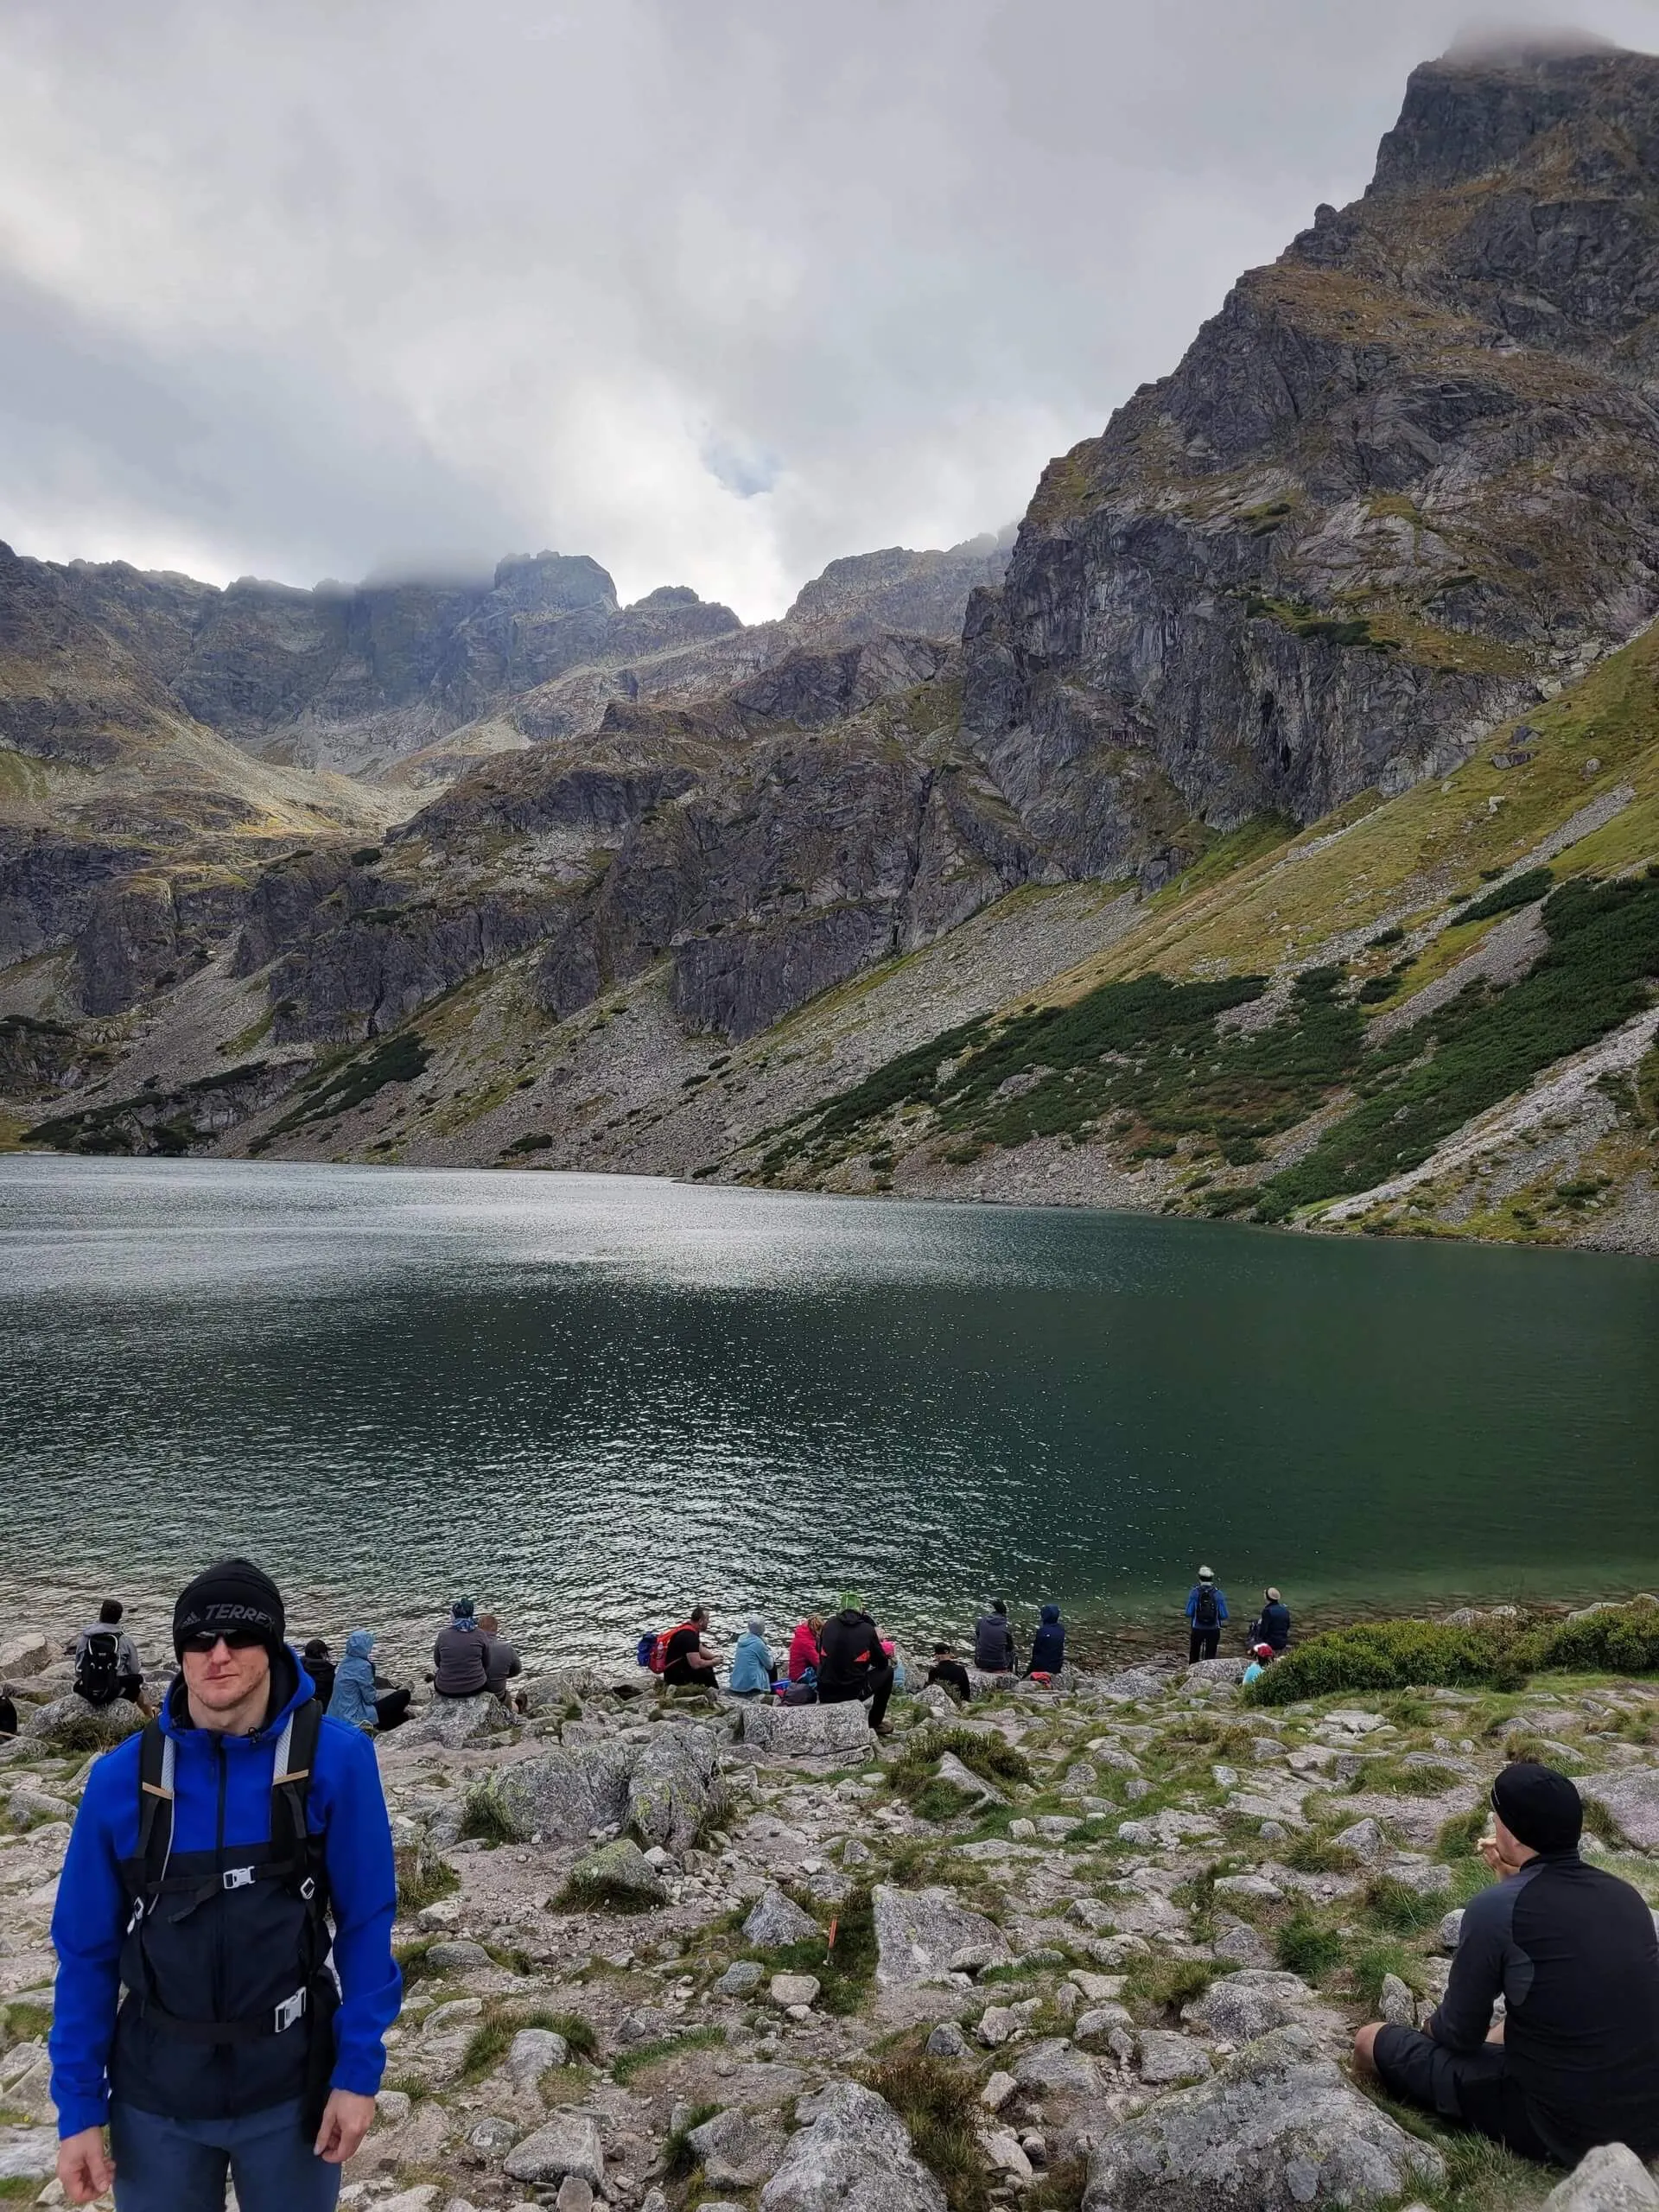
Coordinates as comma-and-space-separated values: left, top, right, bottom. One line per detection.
728, 1631, 772, 1696
328, 1630, 381, 1732
49, 1649, 400, 2139
1028, 1604, 1065, 1674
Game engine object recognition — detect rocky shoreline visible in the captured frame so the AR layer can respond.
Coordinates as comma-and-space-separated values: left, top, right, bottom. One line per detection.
6, 1590, 1659, 2212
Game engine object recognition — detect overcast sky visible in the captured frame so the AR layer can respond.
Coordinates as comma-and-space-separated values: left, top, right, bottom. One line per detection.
1, 0, 1656, 619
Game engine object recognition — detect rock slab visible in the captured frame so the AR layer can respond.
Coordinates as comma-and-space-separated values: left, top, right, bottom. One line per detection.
873, 1884, 1012, 1987
504, 2112, 606, 2188
760, 2081, 947, 2212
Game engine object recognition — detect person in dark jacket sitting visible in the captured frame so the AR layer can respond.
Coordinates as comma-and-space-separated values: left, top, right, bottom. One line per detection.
817, 1594, 893, 1733
1027, 1603, 1065, 1675
973, 1599, 1016, 1674
1250, 1588, 1291, 1652
302, 1640, 336, 1708
431, 1599, 490, 1698
926, 1645, 972, 1702
1356, 1763, 1659, 2164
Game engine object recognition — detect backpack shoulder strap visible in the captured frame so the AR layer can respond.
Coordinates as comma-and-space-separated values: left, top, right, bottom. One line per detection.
270, 1696, 321, 1853
132, 1719, 175, 1888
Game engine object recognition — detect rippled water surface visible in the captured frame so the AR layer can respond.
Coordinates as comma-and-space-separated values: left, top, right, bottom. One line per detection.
3, 1156, 1656, 1663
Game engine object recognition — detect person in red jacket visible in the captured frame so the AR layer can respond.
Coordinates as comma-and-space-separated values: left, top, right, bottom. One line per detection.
787, 1613, 825, 1682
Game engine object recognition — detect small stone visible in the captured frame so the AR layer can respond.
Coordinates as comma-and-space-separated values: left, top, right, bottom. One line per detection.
715, 1960, 765, 1996
1258, 1819, 1287, 1842
467, 2115, 521, 2158
982, 2128, 1033, 2181
976, 2005, 1015, 2047
1213, 1921, 1272, 1968
1440, 1908, 1465, 1952
1333, 1817, 1389, 1864
504, 2027, 569, 2087
1136, 2031, 1211, 2086
981, 2069, 1017, 2110
1073, 2003, 1134, 2044
926, 2020, 969, 2057
425, 1939, 491, 1973
769, 1972, 820, 2010
556, 2181, 595, 2212
688, 2107, 789, 2188
503, 2112, 606, 2187
744, 1886, 819, 1948
1380, 1974, 1417, 2028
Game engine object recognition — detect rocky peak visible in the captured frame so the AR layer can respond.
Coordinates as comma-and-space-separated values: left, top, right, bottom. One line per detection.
490, 550, 618, 614
1369, 35, 1658, 198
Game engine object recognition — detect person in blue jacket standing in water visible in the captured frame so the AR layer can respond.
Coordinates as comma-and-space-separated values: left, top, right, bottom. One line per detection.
1185, 1565, 1229, 1662
49, 1558, 401, 2210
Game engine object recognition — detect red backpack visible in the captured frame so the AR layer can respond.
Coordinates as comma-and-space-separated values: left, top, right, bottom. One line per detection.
649, 1622, 698, 1674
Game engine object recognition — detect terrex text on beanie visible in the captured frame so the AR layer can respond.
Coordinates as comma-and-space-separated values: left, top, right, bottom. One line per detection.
173, 1558, 286, 1657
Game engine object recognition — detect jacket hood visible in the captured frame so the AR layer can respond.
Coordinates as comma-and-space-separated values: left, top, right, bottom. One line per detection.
1040, 1604, 1061, 1624
345, 1629, 376, 1659
161, 1643, 312, 1738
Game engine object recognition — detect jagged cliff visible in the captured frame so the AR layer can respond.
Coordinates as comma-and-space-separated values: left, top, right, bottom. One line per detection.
3, 39, 1658, 1254
963, 40, 1659, 882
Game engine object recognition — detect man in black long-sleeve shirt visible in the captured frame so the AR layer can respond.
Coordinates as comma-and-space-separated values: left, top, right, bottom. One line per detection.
1356, 1764, 1659, 2164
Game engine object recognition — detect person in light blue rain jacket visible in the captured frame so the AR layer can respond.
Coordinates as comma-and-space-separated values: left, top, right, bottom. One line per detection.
728, 1618, 776, 1698
327, 1630, 381, 1732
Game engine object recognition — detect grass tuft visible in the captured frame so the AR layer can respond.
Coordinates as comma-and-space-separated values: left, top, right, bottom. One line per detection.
862, 2050, 990, 2212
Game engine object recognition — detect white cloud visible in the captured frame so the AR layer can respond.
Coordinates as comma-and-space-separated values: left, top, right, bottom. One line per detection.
0, 0, 1651, 616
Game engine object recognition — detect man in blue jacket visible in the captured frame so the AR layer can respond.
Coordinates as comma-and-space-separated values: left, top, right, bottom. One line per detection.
1185, 1566, 1228, 1662
50, 1558, 402, 2209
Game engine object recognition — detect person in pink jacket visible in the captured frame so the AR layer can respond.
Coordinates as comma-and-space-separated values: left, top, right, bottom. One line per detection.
787, 1613, 824, 1682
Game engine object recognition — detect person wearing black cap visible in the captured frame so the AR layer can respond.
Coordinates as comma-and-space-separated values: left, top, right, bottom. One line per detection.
47, 1559, 401, 2209
1356, 1762, 1659, 2164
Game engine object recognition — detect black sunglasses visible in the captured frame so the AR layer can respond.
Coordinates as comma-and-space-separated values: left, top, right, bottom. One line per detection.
181, 1629, 265, 1653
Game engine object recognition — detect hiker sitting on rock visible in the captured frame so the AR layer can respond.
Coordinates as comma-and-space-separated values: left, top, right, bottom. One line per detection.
48, 1557, 399, 2211
431, 1597, 491, 1699
661, 1606, 719, 1687
974, 1597, 1017, 1674
925, 1643, 972, 1702
326, 1630, 411, 1733
1355, 1763, 1659, 2165
301, 1640, 336, 1707
817, 1593, 893, 1734
1242, 1642, 1275, 1686
69, 1599, 149, 1713
1027, 1602, 1065, 1677
787, 1613, 824, 1683
0, 1686, 16, 1739
478, 1612, 526, 1714
1185, 1567, 1227, 1662
1249, 1586, 1291, 1651
728, 1618, 778, 1699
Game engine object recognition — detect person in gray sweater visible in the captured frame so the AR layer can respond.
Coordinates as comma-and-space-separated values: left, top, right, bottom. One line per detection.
431, 1598, 491, 1698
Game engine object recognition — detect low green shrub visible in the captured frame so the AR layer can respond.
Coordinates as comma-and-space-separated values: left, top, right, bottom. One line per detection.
1247, 1619, 1515, 1704
664, 2100, 721, 2177
862, 2050, 989, 2212
610, 2024, 723, 2084
1280, 1828, 1360, 1874
1363, 1876, 1446, 1936
1457, 867, 1553, 924
1274, 1912, 1344, 1981
1124, 1954, 1215, 2018
459, 1786, 517, 1847
1351, 1941, 1424, 2012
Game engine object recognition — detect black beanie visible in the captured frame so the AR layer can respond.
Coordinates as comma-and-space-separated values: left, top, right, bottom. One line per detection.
1491, 1762, 1584, 1855
174, 1558, 286, 1658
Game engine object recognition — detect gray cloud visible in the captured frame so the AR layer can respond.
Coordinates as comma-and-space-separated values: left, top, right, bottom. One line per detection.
0, 0, 1653, 615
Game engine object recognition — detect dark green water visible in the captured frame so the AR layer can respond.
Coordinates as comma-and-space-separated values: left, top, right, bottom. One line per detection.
3, 1156, 1656, 1665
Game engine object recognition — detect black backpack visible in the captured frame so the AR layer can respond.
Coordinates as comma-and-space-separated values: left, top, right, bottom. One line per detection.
75, 1630, 123, 1707
1194, 1584, 1218, 1630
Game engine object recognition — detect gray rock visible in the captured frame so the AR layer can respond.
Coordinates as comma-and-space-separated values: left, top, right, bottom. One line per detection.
976, 2005, 1015, 2048
770, 1973, 821, 2010
744, 1886, 820, 1949
1084, 2024, 1444, 2211
689, 2107, 790, 2188
1379, 1974, 1417, 2028
1439, 1908, 1465, 1951
1332, 1818, 1389, 1865
628, 1722, 728, 1855
1543, 2144, 1659, 2211
1073, 2004, 1135, 2044
1182, 1970, 1319, 2045
22, 1694, 147, 1749
424, 1940, 491, 1973
760, 2079, 947, 2212
872, 1884, 1012, 1987
402, 1693, 503, 1751
0, 1634, 50, 1679
467, 2114, 521, 2158
1213, 1921, 1273, 1968
1013, 2039, 1100, 2095
503, 2027, 569, 2087
0, 2126, 58, 2182
504, 2111, 606, 2188
563, 1837, 667, 1909
1578, 1771, 1659, 1853
1136, 2031, 1211, 2087
936, 1750, 1005, 1805
715, 1960, 766, 1996
490, 1739, 638, 1845
557, 2181, 596, 2212
926, 2020, 969, 2057
740, 1701, 876, 1758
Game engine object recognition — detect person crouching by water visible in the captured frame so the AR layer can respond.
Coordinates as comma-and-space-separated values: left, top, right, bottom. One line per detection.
327, 1630, 412, 1734
431, 1598, 490, 1699
478, 1613, 525, 1715
1355, 1763, 1659, 2165
1185, 1566, 1227, 1662
49, 1556, 399, 2210
817, 1592, 893, 1735
1027, 1603, 1065, 1677
1249, 1586, 1291, 1652
728, 1618, 778, 1699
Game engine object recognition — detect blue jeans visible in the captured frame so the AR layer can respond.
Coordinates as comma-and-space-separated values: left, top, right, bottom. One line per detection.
108, 2097, 340, 2212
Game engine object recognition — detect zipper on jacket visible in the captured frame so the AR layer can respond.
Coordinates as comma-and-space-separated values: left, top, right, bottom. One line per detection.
213, 1736, 228, 2098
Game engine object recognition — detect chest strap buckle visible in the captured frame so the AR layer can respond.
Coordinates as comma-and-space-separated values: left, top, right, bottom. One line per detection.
274, 1987, 308, 2033
222, 1866, 257, 1891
